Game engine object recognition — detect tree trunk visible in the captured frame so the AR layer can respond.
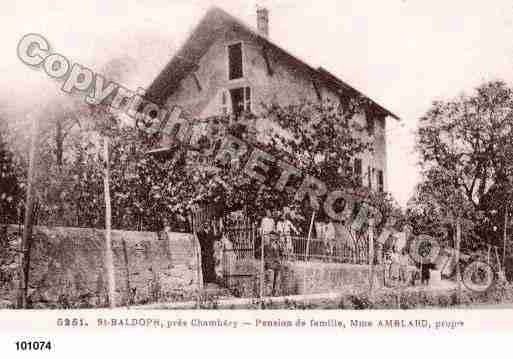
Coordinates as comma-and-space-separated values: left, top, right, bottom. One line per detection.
18, 115, 39, 309
456, 218, 462, 302
55, 121, 65, 225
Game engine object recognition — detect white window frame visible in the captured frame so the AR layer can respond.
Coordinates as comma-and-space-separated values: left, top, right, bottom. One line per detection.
242, 86, 251, 112
223, 86, 252, 115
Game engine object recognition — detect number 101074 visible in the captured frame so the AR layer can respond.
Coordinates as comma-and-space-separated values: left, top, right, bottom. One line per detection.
15, 340, 52, 351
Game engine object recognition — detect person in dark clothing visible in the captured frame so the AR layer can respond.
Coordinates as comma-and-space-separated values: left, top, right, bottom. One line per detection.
197, 223, 217, 283
420, 262, 435, 285
264, 232, 283, 296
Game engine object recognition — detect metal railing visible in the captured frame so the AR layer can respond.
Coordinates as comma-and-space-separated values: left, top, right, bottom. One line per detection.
286, 235, 369, 264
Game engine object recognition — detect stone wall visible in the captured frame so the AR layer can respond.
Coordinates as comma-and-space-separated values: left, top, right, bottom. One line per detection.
0, 224, 386, 307
0, 225, 201, 308
291, 262, 384, 294
224, 259, 384, 298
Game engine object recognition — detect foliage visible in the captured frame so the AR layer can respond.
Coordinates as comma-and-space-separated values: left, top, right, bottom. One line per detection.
0, 127, 22, 224
411, 81, 513, 249
4, 84, 397, 234
137, 98, 388, 231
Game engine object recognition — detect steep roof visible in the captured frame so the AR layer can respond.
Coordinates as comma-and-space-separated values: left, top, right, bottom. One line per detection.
144, 6, 400, 120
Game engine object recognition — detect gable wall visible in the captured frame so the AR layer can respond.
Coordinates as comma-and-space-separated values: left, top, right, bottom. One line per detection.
163, 27, 387, 191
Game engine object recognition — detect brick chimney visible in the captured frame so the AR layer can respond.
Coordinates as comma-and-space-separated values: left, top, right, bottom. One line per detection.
257, 7, 269, 38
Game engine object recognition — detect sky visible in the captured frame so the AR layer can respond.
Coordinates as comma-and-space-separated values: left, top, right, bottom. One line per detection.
2, 0, 513, 207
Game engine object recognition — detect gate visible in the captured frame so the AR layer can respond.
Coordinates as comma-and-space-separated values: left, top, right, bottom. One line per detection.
221, 219, 258, 296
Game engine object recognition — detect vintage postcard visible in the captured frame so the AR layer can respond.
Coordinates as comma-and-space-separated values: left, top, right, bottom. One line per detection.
1, 0, 513, 356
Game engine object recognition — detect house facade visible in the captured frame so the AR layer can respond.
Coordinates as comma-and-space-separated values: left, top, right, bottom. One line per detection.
145, 7, 398, 193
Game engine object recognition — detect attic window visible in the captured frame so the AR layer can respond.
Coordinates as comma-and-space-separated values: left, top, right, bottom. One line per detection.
228, 43, 243, 80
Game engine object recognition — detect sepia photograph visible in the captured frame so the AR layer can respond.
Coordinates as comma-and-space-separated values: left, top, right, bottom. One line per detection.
1, 0, 513, 319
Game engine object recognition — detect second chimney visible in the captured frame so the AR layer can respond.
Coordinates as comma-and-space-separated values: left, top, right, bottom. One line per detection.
257, 7, 269, 38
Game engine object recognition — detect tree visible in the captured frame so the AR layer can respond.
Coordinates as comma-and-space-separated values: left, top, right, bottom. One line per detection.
0, 125, 21, 224
2, 60, 395, 237
137, 96, 395, 234
414, 81, 513, 249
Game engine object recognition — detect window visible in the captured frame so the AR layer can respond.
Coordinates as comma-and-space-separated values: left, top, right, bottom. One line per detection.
229, 87, 251, 116
228, 43, 243, 80
377, 170, 384, 192
354, 158, 362, 186
367, 166, 372, 189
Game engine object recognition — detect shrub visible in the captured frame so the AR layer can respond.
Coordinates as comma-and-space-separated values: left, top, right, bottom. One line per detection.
349, 294, 373, 310
449, 292, 460, 306
437, 294, 450, 308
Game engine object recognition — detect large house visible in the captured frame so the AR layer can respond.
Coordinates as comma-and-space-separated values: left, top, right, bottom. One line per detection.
144, 7, 399, 193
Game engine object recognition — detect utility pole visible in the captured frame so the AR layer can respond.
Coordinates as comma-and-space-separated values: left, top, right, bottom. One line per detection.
368, 218, 375, 297
302, 210, 316, 307
456, 217, 462, 302
103, 136, 116, 308
17, 115, 39, 309
305, 211, 316, 262
503, 208, 508, 273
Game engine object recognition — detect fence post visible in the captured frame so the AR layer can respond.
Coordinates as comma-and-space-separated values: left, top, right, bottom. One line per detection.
260, 228, 265, 307
301, 211, 317, 304
495, 246, 502, 274
122, 239, 131, 308
196, 235, 203, 309
456, 217, 462, 302
252, 223, 255, 259
189, 213, 203, 309
368, 218, 375, 297
305, 211, 316, 262
503, 209, 508, 274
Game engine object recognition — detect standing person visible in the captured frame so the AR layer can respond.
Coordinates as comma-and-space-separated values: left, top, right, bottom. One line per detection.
420, 261, 432, 286
264, 231, 283, 296
384, 249, 393, 286
276, 212, 299, 260
390, 246, 400, 281
324, 221, 336, 260
399, 247, 409, 284
197, 222, 216, 283
395, 223, 412, 254
311, 220, 325, 260
257, 209, 275, 259
275, 213, 287, 257
260, 210, 275, 240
